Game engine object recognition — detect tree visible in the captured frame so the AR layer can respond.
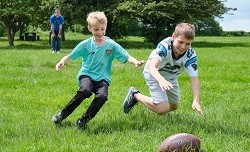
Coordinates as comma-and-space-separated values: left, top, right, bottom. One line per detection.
195, 18, 223, 36
0, 0, 42, 46
38, 0, 235, 45
116, 0, 235, 46
37, 0, 136, 40
0, 0, 235, 47
56, 0, 131, 39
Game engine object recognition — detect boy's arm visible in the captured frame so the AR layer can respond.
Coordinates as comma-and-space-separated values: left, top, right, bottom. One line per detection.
149, 58, 173, 91
58, 17, 64, 36
190, 76, 204, 115
50, 23, 55, 36
127, 56, 145, 67
58, 24, 62, 37
55, 55, 71, 71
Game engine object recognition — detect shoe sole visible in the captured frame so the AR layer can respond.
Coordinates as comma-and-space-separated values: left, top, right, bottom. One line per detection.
123, 87, 134, 114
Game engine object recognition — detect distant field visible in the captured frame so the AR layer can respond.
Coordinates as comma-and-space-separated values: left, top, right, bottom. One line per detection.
0, 33, 249, 151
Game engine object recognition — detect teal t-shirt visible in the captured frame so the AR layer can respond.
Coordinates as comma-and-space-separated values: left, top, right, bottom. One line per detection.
69, 36, 129, 85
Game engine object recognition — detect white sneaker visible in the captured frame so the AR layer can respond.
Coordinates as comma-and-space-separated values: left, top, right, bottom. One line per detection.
52, 113, 63, 124
52, 51, 55, 53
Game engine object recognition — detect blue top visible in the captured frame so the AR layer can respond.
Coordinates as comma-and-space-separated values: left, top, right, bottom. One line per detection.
50, 15, 64, 30
69, 36, 129, 85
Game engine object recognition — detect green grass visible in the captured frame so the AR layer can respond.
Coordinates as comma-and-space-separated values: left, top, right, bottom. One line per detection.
0, 33, 250, 151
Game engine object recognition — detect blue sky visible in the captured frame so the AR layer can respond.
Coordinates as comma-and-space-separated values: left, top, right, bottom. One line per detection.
217, 0, 250, 32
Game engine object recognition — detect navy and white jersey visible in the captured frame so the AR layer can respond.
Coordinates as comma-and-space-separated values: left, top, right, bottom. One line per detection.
143, 37, 198, 80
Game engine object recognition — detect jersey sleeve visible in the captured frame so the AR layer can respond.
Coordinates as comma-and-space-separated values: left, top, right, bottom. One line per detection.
148, 37, 172, 62
112, 41, 129, 63
60, 16, 64, 24
50, 15, 54, 23
69, 41, 86, 60
184, 49, 198, 77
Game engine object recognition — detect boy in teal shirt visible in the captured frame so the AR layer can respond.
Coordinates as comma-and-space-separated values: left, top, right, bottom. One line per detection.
52, 11, 145, 129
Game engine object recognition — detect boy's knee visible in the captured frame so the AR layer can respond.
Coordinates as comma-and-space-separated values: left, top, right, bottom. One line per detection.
155, 103, 178, 115
155, 108, 170, 115
78, 89, 92, 98
96, 93, 108, 102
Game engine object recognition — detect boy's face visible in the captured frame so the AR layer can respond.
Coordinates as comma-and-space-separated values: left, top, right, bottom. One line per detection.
54, 10, 60, 18
172, 34, 192, 56
88, 23, 107, 41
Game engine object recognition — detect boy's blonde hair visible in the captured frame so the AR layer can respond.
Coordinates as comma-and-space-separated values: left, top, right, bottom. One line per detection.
173, 23, 195, 40
87, 11, 107, 27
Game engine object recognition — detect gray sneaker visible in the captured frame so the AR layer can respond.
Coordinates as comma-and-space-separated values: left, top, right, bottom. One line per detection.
52, 113, 64, 124
123, 87, 139, 114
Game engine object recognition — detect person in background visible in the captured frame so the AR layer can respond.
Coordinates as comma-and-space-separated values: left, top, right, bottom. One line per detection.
50, 8, 64, 53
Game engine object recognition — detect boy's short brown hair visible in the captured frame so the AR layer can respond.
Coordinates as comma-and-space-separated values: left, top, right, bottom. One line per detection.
173, 23, 195, 40
87, 11, 107, 27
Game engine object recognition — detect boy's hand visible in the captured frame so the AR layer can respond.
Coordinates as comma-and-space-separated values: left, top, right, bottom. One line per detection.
135, 60, 145, 67
192, 101, 204, 116
159, 80, 174, 91
127, 56, 145, 67
55, 55, 71, 71
55, 62, 64, 71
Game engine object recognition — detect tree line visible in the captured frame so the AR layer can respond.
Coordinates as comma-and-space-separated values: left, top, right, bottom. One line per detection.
0, 0, 236, 46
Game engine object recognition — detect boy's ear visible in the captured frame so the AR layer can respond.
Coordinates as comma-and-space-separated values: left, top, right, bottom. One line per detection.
172, 33, 176, 39
88, 26, 91, 32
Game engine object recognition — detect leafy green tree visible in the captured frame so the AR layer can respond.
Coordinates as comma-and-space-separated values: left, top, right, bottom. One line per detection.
0, 0, 235, 47
116, 0, 235, 45
38, 0, 136, 40
195, 18, 223, 36
0, 0, 43, 46
56, 0, 132, 39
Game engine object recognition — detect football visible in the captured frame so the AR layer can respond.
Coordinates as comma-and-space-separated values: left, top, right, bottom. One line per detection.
158, 133, 201, 152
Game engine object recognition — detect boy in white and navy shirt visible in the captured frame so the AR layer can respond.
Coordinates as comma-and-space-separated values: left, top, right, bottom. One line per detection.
123, 23, 204, 116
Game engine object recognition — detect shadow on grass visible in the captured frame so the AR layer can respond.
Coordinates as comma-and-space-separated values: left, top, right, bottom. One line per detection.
0, 38, 249, 51
192, 41, 250, 48
0, 39, 154, 50
0, 39, 82, 50
54, 121, 75, 128
117, 40, 154, 49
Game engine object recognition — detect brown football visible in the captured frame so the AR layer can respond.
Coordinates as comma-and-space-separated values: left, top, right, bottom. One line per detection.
158, 133, 201, 152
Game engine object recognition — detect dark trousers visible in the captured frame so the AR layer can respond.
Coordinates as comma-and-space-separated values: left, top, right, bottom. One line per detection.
60, 76, 109, 123
51, 30, 61, 51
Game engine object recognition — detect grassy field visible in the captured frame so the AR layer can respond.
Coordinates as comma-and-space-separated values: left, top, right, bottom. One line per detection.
0, 33, 249, 152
